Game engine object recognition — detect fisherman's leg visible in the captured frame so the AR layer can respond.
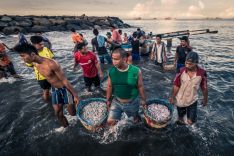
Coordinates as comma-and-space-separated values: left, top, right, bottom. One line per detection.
83, 77, 92, 92
107, 100, 122, 126
105, 54, 112, 64
176, 106, 186, 125
53, 104, 69, 127
63, 89, 76, 116
38, 79, 51, 101
187, 101, 198, 125
123, 98, 140, 123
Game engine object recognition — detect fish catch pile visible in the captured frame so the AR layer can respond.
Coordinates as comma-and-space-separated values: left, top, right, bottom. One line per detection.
81, 101, 107, 125
147, 104, 170, 122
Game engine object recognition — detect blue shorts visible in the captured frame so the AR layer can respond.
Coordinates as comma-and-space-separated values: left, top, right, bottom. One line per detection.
51, 87, 74, 105
108, 97, 140, 121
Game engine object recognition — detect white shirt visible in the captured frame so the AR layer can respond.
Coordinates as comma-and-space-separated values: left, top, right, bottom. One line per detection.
156, 43, 163, 63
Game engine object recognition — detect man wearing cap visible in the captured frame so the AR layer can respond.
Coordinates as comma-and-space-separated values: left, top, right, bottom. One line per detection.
174, 36, 192, 73
73, 42, 103, 92
170, 51, 208, 125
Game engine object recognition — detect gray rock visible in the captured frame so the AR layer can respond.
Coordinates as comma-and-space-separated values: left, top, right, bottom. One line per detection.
18, 20, 32, 27
33, 18, 51, 26
65, 19, 81, 25
0, 21, 8, 27
49, 19, 66, 25
66, 24, 82, 30
49, 25, 66, 31
30, 25, 49, 32
8, 20, 20, 26
1, 16, 12, 22
80, 24, 93, 30
93, 25, 101, 29
2, 26, 25, 35
101, 25, 110, 29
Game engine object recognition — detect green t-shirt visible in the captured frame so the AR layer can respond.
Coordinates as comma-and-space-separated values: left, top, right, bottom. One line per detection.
109, 64, 139, 99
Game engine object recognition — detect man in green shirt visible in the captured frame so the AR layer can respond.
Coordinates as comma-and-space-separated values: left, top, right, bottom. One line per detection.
106, 48, 146, 126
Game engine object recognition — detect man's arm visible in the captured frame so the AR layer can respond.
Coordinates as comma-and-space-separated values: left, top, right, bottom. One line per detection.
170, 72, 181, 104
91, 38, 96, 52
95, 61, 103, 80
106, 76, 112, 108
150, 43, 155, 60
174, 49, 178, 66
169, 85, 180, 104
163, 44, 167, 63
51, 60, 79, 105
201, 71, 208, 106
202, 88, 208, 106
137, 70, 146, 107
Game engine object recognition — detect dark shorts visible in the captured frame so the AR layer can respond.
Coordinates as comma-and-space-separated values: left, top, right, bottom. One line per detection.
0, 62, 16, 76
84, 75, 100, 88
132, 53, 140, 61
51, 87, 74, 105
38, 79, 51, 90
177, 101, 197, 122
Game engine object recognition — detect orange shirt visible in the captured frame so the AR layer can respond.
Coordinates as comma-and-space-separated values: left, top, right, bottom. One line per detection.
71, 32, 83, 43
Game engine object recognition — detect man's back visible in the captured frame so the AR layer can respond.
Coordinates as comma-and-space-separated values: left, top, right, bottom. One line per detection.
92, 35, 108, 55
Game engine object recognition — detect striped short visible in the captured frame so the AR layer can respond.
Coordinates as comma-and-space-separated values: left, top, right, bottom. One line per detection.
51, 87, 74, 105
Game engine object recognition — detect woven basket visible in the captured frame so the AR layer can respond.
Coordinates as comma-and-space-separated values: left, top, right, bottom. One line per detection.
143, 98, 173, 129
77, 98, 108, 131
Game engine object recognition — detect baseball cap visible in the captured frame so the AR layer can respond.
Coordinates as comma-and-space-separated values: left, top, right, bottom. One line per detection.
186, 51, 199, 63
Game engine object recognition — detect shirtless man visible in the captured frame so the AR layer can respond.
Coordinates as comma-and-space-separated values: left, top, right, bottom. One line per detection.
14, 43, 79, 127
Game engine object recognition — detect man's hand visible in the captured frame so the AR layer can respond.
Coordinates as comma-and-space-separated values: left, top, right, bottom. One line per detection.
141, 100, 147, 109
169, 96, 175, 105
99, 72, 104, 80
74, 96, 79, 107
202, 98, 208, 107
106, 100, 111, 111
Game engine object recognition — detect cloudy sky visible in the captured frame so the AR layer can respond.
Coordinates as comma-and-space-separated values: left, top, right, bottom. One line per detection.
0, 0, 233, 19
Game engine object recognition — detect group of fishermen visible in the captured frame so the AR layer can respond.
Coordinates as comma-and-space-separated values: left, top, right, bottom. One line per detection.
0, 25, 208, 128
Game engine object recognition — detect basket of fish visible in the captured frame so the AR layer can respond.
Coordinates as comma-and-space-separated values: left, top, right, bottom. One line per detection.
143, 98, 173, 128
77, 98, 108, 131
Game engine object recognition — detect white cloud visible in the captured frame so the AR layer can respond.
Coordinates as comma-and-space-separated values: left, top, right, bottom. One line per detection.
219, 7, 234, 18
161, 0, 180, 5
198, 1, 205, 10
176, 5, 205, 19
127, 0, 157, 18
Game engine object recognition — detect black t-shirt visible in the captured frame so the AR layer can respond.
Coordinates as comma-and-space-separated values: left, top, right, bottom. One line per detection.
131, 40, 140, 54
176, 45, 192, 64
91, 36, 108, 55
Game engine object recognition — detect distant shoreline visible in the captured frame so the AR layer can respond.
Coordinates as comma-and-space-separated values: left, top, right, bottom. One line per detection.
0, 14, 132, 35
